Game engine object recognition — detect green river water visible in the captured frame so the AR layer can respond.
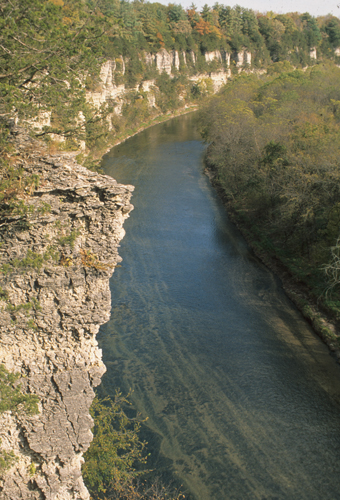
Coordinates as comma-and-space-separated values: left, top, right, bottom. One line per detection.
98, 113, 340, 500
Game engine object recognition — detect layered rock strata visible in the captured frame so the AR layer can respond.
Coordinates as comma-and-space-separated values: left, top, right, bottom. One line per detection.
0, 127, 134, 499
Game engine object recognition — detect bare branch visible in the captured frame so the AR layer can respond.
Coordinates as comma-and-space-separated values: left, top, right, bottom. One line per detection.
0, 44, 12, 54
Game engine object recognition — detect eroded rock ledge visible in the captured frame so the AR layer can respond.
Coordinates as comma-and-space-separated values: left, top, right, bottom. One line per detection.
0, 129, 134, 499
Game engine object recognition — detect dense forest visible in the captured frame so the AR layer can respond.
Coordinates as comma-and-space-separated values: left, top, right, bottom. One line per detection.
86, 0, 340, 67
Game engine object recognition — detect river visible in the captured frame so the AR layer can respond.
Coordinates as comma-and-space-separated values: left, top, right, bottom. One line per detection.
99, 112, 340, 500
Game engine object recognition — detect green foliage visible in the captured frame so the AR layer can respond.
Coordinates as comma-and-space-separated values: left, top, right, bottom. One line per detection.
11, 250, 45, 271
5, 297, 41, 330
0, 443, 17, 476
0, 167, 40, 208
0, 365, 39, 415
83, 394, 185, 500
37, 202, 52, 215
82, 394, 147, 498
1, 245, 60, 275
26, 319, 37, 330
0, 0, 110, 123
6, 302, 33, 314
0, 366, 39, 476
261, 141, 288, 167
57, 230, 80, 249
29, 462, 36, 476
154, 73, 185, 113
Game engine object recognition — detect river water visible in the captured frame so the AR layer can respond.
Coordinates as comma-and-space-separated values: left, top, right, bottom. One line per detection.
99, 113, 340, 500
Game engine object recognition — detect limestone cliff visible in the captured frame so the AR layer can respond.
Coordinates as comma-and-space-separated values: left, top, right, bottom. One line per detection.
0, 126, 133, 499
86, 49, 232, 114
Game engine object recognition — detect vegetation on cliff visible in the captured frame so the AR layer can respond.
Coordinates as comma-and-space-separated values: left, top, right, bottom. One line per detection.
0, 364, 39, 476
83, 394, 184, 500
1, 0, 340, 170
1, 0, 340, 152
199, 62, 340, 347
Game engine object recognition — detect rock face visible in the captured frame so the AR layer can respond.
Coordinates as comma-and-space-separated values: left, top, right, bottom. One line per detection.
234, 49, 251, 68
154, 49, 172, 75
0, 127, 134, 499
210, 71, 230, 92
309, 47, 317, 59
86, 48, 234, 113
86, 59, 126, 108
204, 50, 222, 63
172, 50, 180, 71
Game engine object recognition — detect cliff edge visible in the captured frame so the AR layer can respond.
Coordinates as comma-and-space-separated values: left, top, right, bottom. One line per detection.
0, 126, 134, 499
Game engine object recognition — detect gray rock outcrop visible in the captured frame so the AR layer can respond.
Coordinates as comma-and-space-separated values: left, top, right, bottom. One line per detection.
0, 128, 134, 499
155, 49, 172, 75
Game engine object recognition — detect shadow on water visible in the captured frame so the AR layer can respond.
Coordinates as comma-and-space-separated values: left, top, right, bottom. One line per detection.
98, 113, 340, 500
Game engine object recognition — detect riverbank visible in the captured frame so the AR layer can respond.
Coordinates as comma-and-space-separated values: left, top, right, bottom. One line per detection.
205, 164, 340, 363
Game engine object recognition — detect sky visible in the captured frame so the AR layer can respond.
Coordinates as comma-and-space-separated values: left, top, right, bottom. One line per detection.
154, 0, 339, 18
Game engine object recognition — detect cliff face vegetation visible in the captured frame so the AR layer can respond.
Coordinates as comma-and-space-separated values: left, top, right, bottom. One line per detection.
199, 63, 340, 353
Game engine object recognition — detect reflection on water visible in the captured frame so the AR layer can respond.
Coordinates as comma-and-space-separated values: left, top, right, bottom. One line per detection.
99, 113, 340, 500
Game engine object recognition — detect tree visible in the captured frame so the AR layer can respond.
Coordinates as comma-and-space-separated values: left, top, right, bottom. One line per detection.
323, 17, 340, 48
0, 0, 110, 126
83, 393, 186, 500
167, 4, 186, 23
82, 394, 147, 498
301, 12, 322, 48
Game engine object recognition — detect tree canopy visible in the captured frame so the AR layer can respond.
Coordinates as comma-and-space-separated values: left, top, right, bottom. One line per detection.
0, 0, 113, 121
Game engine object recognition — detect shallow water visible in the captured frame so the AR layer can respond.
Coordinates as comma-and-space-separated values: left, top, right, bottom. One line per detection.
99, 113, 340, 500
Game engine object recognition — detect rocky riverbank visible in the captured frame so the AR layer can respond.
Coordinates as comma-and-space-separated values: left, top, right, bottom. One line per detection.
0, 125, 133, 499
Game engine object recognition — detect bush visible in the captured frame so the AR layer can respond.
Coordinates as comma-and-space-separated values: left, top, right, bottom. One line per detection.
83, 394, 185, 500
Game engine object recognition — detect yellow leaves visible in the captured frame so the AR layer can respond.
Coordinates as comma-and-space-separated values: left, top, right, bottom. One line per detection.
49, 0, 64, 6
330, 99, 340, 120
60, 254, 73, 267
156, 32, 165, 48
252, 96, 278, 115
220, 98, 255, 124
271, 19, 286, 42
195, 77, 214, 96
265, 11, 277, 19
291, 112, 339, 155
210, 25, 222, 39
80, 249, 113, 271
